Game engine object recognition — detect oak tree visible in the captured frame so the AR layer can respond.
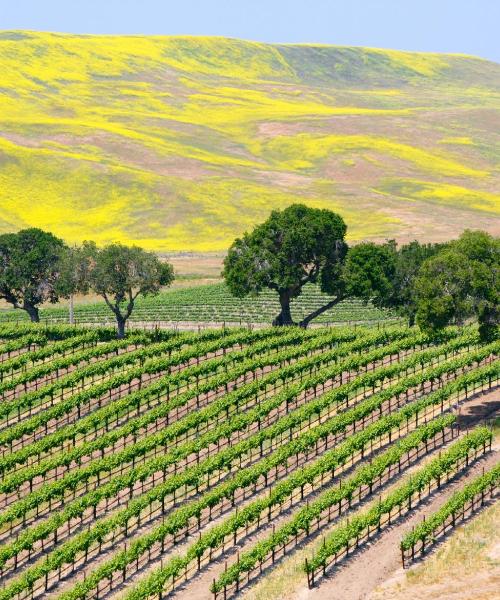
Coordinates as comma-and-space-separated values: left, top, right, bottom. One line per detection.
74, 242, 174, 337
415, 231, 499, 340
223, 205, 347, 326
0, 228, 68, 322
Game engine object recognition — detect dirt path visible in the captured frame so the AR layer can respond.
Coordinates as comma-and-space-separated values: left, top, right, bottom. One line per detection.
287, 452, 498, 600
455, 388, 500, 429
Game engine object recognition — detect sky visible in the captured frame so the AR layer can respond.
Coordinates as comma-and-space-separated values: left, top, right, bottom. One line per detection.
1, 0, 499, 62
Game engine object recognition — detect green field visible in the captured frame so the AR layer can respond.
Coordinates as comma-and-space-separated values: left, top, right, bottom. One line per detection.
0, 282, 397, 326
0, 32, 499, 251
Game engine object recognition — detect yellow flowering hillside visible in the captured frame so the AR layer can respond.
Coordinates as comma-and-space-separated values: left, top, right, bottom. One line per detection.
0, 31, 499, 250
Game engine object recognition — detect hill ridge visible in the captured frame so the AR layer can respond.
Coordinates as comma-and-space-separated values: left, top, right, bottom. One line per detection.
0, 31, 499, 250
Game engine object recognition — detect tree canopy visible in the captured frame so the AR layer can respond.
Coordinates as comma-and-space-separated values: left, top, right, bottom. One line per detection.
378, 240, 445, 326
73, 242, 174, 337
223, 204, 348, 326
223, 205, 399, 327
415, 230, 499, 340
0, 228, 68, 322
0, 221, 495, 338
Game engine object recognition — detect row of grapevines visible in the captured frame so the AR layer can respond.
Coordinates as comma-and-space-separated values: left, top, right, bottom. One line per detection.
0, 323, 163, 344
0, 331, 326, 472
211, 415, 459, 593
0, 325, 170, 365
0, 332, 471, 569
0, 331, 144, 381
0, 335, 50, 361
0, 328, 461, 522
0, 326, 360, 479
0, 334, 154, 397
63, 366, 497, 600
116, 423, 491, 600
14, 329, 489, 509
2, 336, 484, 580
6, 332, 490, 545
304, 426, 493, 577
400, 463, 500, 551
0, 326, 253, 418
0, 326, 403, 455
0, 325, 295, 432
0, 330, 300, 393
6, 354, 496, 598
0, 325, 461, 491
0, 386, 455, 599
2, 330, 483, 498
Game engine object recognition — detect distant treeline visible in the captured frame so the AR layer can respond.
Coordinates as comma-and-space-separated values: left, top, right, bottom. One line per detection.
0, 204, 498, 339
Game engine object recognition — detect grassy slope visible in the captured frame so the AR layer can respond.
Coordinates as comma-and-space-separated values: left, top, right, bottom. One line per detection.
0, 31, 499, 251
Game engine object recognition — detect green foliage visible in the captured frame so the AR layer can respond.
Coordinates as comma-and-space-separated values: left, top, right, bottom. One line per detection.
129, 414, 493, 599
223, 204, 347, 326
0, 228, 67, 322
212, 416, 456, 592
416, 231, 499, 340
75, 242, 174, 337
401, 463, 500, 551
385, 240, 445, 325
343, 242, 396, 305
211, 351, 498, 591
0, 321, 497, 600
0, 328, 281, 445
306, 426, 492, 574
0, 328, 410, 506
223, 208, 449, 329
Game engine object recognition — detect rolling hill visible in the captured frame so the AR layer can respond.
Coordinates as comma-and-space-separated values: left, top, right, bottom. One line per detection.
0, 31, 499, 251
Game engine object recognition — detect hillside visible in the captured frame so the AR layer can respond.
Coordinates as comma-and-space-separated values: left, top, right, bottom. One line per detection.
0, 31, 499, 251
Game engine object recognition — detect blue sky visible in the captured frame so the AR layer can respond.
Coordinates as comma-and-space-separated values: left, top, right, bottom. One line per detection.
2, 0, 499, 62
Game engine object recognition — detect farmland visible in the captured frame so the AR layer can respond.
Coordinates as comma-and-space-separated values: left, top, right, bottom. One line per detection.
0, 321, 497, 600
0, 12, 499, 600
0, 283, 397, 327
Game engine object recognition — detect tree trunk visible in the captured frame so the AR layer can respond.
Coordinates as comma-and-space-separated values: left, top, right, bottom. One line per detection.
408, 312, 416, 327
69, 295, 74, 325
272, 290, 295, 326
299, 296, 343, 328
116, 317, 126, 339
24, 304, 40, 323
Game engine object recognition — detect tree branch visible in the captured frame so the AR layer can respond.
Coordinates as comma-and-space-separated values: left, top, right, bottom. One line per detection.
102, 292, 114, 311
124, 288, 137, 320
298, 295, 345, 328
0, 290, 21, 309
102, 292, 122, 320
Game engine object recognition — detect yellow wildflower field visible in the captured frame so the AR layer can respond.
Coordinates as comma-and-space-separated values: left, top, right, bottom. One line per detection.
0, 32, 499, 250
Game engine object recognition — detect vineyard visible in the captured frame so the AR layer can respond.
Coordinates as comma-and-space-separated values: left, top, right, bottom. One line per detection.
0, 283, 397, 328
0, 321, 497, 600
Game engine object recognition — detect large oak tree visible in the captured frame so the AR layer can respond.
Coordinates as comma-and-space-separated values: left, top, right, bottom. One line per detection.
0, 228, 68, 322
223, 205, 347, 326
223, 204, 396, 327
